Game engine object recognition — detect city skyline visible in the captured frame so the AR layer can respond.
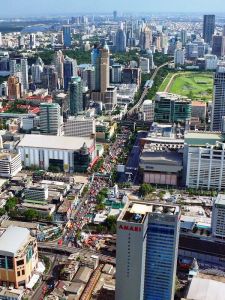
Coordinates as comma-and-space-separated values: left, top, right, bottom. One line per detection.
1, 0, 225, 17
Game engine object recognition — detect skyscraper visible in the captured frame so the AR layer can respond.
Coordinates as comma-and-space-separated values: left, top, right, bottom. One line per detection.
91, 45, 101, 91
140, 26, 152, 50
41, 65, 58, 91
63, 56, 77, 91
203, 15, 215, 44
211, 63, 225, 131
29, 34, 36, 49
115, 28, 127, 52
40, 103, 61, 135
0, 32, 2, 47
180, 29, 187, 46
63, 25, 72, 48
100, 44, 110, 92
113, 10, 117, 21
53, 50, 64, 89
212, 34, 225, 57
31, 57, 44, 84
69, 76, 83, 116
20, 58, 29, 93
116, 201, 180, 300
8, 76, 21, 99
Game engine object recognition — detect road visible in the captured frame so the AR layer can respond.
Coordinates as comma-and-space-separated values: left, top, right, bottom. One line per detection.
127, 62, 170, 116
125, 131, 148, 183
32, 255, 58, 300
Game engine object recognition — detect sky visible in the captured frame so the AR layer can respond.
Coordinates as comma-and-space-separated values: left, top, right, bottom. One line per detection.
0, 0, 225, 17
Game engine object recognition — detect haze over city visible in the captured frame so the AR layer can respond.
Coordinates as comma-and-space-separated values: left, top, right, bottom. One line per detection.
1, 0, 225, 16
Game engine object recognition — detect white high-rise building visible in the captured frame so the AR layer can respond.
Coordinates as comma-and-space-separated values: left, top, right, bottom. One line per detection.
20, 58, 29, 93
64, 116, 96, 137
211, 63, 225, 131
116, 201, 180, 300
205, 54, 218, 70
184, 131, 225, 190
0, 32, 2, 47
9, 59, 18, 76
139, 57, 150, 73
29, 34, 36, 49
0, 152, 22, 178
141, 99, 154, 121
174, 49, 185, 66
111, 64, 122, 83
40, 103, 61, 136
31, 57, 44, 84
212, 194, 225, 238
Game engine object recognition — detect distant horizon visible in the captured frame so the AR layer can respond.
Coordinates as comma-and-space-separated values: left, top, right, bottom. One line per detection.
1, 0, 225, 18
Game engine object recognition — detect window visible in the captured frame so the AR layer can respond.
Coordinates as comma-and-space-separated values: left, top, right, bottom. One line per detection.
17, 271, 20, 276
17, 259, 24, 266
22, 270, 25, 275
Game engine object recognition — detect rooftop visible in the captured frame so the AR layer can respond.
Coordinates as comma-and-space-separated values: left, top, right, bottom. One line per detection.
185, 131, 224, 146
0, 226, 30, 257
17, 135, 94, 151
119, 201, 180, 224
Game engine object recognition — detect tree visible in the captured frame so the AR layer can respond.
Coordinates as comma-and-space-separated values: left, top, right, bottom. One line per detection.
139, 183, 154, 197
5, 197, 18, 212
24, 209, 39, 221
0, 208, 6, 216
105, 216, 117, 233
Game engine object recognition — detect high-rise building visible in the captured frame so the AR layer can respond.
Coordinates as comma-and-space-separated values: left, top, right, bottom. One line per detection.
40, 103, 61, 135
113, 10, 117, 21
203, 15, 215, 44
81, 66, 96, 91
139, 26, 152, 50
115, 28, 126, 52
174, 48, 185, 66
111, 64, 122, 83
63, 25, 72, 48
0, 152, 22, 178
100, 44, 110, 92
212, 34, 225, 57
9, 59, 18, 76
53, 50, 64, 89
41, 66, 58, 92
154, 92, 192, 124
0, 226, 38, 288
69, 76, 83, 116
211, 63, 225, 131
7, 76, 21, 99
0, 32, 2, 47
29, 33, 36, 49
139, 57, 150, 73
20, 58, 29, 93
64, 116, 95, 137
63, 56, 77, 91
31, 57, 44, 84
212, 194, 225, 238
116, 201, 180, 300
180, 29, 187, 46
91, 45, 101, 91
18, 35, 25, 49
204, 54, 218, 70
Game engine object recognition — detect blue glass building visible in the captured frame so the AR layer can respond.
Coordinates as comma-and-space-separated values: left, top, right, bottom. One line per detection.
63, 25, 72, 48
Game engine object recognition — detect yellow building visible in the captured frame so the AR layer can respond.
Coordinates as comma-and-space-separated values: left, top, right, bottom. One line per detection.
0, 226, 38, 288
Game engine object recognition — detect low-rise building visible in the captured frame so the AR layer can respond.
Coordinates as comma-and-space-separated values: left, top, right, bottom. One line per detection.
17, 134, 96, 173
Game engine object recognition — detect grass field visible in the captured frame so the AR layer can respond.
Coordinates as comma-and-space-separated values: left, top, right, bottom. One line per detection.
159, 72, 213, 101
158, 73, 174, 92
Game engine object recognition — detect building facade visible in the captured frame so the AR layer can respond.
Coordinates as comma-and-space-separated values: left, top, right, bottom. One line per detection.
0, 152, 22, 178
0, 226, 38, 288
69, 76, 83, 116
203, 15, 215, 44
212, 194, 225, 239
64, 116, 95, 137
40, 103, 61, 136
116, 201, 180, 300
154, 92, 192, 124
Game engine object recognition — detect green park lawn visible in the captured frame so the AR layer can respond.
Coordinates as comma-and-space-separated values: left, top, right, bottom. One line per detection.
159, 72, 213, 101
